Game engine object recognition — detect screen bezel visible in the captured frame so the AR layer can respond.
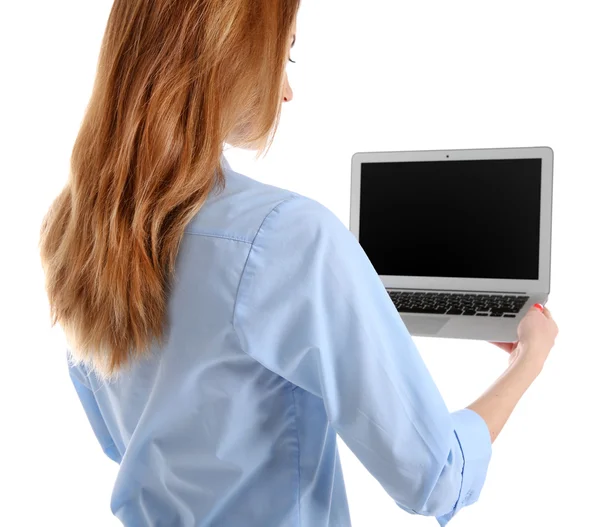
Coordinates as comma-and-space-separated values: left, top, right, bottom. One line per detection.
349, 147, 553, 293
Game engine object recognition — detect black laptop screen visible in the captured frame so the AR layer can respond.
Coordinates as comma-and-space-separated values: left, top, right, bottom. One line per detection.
358, 158, 542, 280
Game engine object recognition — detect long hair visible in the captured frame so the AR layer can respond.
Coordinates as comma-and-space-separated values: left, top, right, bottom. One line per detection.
39, 0, 300, 380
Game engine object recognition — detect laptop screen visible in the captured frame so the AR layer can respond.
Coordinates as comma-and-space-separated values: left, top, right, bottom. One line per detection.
358, 158, 542, 280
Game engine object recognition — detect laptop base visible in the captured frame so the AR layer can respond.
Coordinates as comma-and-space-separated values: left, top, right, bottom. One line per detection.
397, 293, 548, 341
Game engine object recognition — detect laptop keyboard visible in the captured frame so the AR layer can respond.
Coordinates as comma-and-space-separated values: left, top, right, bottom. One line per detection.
389, 291, 529, 317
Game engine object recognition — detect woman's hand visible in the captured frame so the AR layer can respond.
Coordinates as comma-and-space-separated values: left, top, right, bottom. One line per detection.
489, 341, 519, 353
490, 303, 558, 369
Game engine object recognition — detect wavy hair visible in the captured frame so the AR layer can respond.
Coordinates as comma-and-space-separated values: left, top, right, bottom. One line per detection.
39, 0, 300, 379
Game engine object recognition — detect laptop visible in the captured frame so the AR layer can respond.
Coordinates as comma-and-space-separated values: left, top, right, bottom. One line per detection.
349, 147, 553, 342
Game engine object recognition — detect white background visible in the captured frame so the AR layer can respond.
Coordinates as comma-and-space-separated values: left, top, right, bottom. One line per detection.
1, 0, 599, 526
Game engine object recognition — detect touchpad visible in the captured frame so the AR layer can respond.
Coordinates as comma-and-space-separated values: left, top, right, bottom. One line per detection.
401, 315, 450, 335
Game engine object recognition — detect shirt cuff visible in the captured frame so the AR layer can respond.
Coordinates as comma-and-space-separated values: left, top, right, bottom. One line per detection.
436, 408, 492, 526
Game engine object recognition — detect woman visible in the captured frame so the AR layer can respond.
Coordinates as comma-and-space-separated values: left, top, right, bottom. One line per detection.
39, 1, 558, 526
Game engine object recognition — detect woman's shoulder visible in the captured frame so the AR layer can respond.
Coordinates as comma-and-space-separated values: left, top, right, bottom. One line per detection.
185, 162, 339, 245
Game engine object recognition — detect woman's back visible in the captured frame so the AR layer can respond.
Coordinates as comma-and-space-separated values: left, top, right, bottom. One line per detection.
69, 158, 351, 526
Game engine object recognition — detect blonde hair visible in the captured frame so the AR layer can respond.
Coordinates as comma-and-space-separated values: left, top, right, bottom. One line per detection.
39, 0, 300, 380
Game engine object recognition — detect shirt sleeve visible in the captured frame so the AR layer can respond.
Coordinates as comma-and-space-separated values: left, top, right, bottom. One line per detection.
67, 356, 122, 464
233, 195, 492, 525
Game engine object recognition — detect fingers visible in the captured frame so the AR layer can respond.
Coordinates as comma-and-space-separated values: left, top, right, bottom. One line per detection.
533, 303, 553, 319
543, 306, 558, 335
490, 341, 517, 353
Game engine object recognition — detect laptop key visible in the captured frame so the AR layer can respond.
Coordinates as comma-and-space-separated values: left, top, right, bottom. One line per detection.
391, 292, 531, 317
400, 307, 429, 313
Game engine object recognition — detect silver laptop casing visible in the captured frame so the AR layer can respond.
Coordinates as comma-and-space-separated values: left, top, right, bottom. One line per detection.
349, 147, 553, 342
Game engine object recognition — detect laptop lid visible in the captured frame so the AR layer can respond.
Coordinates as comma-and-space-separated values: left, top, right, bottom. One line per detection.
350, 147, 553, 294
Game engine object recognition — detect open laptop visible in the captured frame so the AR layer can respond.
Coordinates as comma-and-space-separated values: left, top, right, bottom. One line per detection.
349, 147, 553, 342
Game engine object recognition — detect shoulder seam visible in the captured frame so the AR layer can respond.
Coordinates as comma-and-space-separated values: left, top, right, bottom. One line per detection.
231, 194, 301, 356
183, 231, 253, 245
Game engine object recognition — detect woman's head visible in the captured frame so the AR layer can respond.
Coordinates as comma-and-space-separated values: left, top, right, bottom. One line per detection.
215, 1, 298, 149
39, 0, 301, 379
227, 13, 297, 148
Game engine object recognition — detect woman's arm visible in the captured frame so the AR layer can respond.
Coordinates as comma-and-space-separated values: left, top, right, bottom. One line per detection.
467, 349, 541, 443
67, 356, 122, 463
234, 195, 493, 525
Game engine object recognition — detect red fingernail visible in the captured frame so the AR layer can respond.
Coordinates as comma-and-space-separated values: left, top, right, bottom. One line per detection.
533, 303, 544, 312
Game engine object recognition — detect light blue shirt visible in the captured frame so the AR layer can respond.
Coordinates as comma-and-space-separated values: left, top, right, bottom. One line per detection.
68, 156, 492, 527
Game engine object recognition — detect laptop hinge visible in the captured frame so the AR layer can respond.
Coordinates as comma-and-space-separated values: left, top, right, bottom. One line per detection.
387, 287, 529, 294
